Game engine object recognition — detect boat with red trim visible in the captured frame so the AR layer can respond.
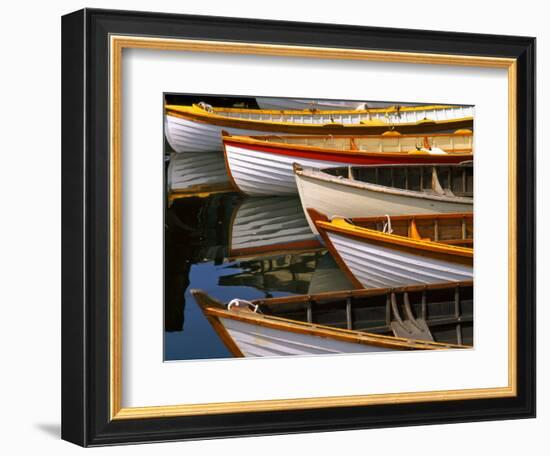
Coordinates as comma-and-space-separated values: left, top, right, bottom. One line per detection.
222, 132, 473, 196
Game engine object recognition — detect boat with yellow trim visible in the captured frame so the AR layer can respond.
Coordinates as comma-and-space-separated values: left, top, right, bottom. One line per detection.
314, 214, 473, 289
191, 281, 473, 357
165, 103, 474, 152
222, 131, 473, 196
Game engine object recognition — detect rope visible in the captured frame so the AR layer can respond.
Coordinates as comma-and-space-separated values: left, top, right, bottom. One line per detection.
382, 214, 393, 234
197, 101, 213, 112
227, 298, 259, 313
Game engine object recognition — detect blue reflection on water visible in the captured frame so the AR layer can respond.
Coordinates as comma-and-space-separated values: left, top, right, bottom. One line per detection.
165, 261, 297, 361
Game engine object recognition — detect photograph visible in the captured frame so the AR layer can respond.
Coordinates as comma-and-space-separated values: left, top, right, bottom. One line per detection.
164, 95, 475, 360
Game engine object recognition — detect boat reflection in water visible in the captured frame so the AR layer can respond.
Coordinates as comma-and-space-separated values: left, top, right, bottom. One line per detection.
167, 151, 233, 204
221, 196, 332, 295
164, 188, 353, 360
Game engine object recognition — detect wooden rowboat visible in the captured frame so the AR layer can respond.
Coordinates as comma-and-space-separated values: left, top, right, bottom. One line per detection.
294, 162, 473, 234
191, 281, 472, 357
165, 103, 474, 152
222, 132, 473, 196
314, 214, 473, 289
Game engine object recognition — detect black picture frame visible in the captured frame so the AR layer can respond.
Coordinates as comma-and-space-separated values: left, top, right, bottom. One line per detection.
62, 8, 536, 447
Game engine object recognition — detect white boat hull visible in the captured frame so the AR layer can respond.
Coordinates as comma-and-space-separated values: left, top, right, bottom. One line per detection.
326, 231, 473, 288
165, 115, 288, 153
219, 317, 395, 356
295, 171, 473, 234
225, 144, 344, 196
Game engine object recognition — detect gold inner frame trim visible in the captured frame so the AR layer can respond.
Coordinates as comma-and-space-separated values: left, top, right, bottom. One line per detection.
109, 34, 518, 420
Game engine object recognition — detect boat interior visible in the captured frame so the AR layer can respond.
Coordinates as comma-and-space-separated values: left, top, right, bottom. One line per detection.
254, 284, 473, 346
243, 133, 473, 152
209, 105, 473, 125
324, 163, 473, 197
346, 213, 474, 247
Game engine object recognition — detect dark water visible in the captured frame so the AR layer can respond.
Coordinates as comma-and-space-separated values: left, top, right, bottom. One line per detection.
164, 193, 353, 361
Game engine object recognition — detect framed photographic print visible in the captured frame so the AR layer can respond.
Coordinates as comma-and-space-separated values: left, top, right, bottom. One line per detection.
61, 8, 535, 446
